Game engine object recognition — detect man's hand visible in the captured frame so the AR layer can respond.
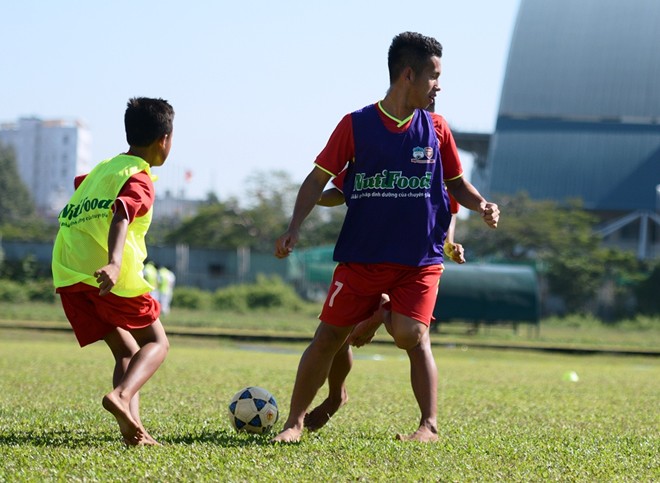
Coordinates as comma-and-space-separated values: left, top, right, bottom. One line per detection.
480, 202, 500, 229
274, 230, 299, 259
94, 263, 121, 296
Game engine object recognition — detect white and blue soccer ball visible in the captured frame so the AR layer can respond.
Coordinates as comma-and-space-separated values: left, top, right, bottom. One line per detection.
228, 386, 279, 434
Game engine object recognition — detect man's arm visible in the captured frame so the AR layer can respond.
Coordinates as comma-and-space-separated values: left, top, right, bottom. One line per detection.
445, 176, 499, 229
275, 166, 332, 258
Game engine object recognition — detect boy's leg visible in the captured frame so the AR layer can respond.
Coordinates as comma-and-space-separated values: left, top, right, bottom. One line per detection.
304, 342, 352, 431
104, 327, 160, 445
347, 294, 390, 347
389, 313, 438, 442
102, 319, 169, 445
272, 322, 353, 443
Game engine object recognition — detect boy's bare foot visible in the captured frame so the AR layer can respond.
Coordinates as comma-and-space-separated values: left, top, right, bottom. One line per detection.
304, 394, 348, 431
348, 306, 387, 347
124, 435, 161, 447
102, 393, 143, 445
271, 427, 303, 444
395, 425, 438, 443
141, 431, 162, 446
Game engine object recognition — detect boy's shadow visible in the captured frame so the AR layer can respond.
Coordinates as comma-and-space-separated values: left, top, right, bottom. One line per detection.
0, 428, 277, 448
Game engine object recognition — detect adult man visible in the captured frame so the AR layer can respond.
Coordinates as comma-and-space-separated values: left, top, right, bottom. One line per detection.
273, 32, 499, 443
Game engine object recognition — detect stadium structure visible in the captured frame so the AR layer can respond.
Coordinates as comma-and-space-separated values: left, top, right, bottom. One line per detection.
454, 0, 660, 260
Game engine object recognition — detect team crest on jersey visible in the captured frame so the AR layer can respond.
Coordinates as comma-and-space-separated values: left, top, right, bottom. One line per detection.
411, 146, 435, 164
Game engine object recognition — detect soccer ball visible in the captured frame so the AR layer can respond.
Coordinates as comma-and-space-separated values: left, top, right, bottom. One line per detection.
228, 386, 279, 434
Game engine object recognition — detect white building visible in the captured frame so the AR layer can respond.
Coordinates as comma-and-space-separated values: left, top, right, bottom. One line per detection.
0, 117, 91, 217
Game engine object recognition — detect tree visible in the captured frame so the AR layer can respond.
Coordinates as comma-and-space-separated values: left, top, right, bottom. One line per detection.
165, 170, 346, 251
0, 143, 35, 223
459, 192, 615, 313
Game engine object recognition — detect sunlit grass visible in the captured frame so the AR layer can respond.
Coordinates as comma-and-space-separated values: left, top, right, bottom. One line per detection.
0, 330, 658, 481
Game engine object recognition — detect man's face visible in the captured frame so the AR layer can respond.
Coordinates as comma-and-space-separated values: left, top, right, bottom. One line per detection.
411, 56, 442, 110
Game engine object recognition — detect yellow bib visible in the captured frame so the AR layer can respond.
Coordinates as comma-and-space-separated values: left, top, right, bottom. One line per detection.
52, 155, 155, 297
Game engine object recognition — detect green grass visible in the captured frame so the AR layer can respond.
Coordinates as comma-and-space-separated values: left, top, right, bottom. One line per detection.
0, 330, 658, 481
2, 301, 659, 352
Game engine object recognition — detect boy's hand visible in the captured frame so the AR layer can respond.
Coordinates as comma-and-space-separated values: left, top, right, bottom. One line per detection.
444, 241, 466, 264
95, 263, 121, 296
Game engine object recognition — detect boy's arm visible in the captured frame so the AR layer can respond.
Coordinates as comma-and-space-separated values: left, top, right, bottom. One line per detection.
94, 207, 129, 296
443, 216, 466, 264
317, 187, 345, 207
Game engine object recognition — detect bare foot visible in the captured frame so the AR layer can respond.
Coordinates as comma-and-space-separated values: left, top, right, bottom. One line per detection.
395, 425, 439, 443
348, 305, 387, 347
102, 393, 143, 445
271, 427, 303, 444
123, 434, 161, 447
304, 395, 348, 431
141, 430, 162, 446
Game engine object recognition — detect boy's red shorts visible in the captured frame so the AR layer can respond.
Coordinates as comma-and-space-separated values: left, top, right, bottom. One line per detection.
319, 262, 443, 327
57, 283, 160, 347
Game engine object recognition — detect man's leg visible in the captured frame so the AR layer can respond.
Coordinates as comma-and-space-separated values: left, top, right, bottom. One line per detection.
272, 322, 353, 443
304, 342, 352, 431
389, 313, 438, 442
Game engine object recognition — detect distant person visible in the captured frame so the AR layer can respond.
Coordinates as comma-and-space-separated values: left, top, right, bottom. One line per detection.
143, 260, 159, 302
157, 265, 176, 315
273, 32, 498, 443
51, 97, 174, 446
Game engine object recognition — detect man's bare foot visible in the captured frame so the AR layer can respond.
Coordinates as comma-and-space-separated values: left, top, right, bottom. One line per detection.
348, 306, 387, 347
304, 395, 348, 431
271, 427, 303, 444
395, 425, 438, 443
102, 393, 143, 445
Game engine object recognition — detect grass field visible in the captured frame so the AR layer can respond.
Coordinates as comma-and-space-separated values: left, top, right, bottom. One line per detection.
1, 327, 658, 481
2, 301, 660, 351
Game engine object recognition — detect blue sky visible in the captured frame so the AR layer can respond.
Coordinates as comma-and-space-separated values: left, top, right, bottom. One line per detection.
1, 0, 520, 202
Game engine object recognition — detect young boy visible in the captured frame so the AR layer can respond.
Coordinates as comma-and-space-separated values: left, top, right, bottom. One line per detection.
51, 97, 174, 446
273, 32, 499, 443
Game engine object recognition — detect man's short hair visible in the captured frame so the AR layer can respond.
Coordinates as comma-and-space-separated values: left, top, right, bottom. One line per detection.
388, 32, 443, 84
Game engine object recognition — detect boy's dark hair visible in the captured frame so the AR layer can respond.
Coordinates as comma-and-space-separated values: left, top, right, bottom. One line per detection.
124, 97, 175, 147
388, 32, 443, 84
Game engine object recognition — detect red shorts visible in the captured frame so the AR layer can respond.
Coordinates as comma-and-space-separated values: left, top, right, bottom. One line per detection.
57, 283, 160, 347
319, 262, 443, 327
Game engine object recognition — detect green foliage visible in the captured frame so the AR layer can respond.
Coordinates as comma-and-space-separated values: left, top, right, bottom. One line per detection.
164, 170, 345, 251
25, 279, 56, 303
213, 274, 305, 312
0, 279, 29, 303
460, 193, 651, 315
0, 143, 36, 224
171, 286, 212, 310
0, 279, 55, 303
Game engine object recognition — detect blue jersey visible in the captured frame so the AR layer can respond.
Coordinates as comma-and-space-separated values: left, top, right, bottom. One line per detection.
333, 104, 452, 266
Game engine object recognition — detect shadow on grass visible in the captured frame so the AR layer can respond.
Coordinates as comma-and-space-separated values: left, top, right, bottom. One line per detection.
164, 428, 282, 447
0, 428, 282, 448
0, 429, 117, 448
